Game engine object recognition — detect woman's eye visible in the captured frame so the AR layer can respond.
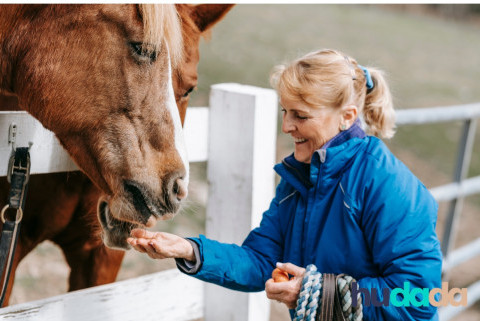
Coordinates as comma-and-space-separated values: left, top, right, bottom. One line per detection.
183, 87, 195, 98
130, 42, 157, 62
297, 115, 308, 120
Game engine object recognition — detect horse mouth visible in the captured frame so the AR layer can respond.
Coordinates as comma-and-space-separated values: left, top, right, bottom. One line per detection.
98, 200, 138, 249
123, 180, 168, 225
97, 181, 180, 250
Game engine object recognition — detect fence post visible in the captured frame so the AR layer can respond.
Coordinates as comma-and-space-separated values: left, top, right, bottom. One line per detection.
205, 83, 278, 321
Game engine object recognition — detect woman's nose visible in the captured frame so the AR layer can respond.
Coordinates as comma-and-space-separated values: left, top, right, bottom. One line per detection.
282, 115, 294, 133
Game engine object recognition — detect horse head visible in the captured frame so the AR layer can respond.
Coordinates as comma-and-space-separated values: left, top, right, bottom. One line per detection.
0, 4, 234, 249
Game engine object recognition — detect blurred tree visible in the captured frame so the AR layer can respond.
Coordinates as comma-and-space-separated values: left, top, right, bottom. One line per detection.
430, 4, 480, 18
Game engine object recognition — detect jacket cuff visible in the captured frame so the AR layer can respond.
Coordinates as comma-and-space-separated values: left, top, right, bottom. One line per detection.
175, 238, 202, 275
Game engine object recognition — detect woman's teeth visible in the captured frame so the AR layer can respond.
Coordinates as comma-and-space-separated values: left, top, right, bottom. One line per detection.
294, 137, 306, 143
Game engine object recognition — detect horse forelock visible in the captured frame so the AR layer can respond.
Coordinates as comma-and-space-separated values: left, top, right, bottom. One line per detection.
138, 4, 183, 68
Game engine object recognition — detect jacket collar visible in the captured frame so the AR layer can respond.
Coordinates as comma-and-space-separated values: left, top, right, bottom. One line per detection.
274, 120, 366, 194
321, 119, 366, 150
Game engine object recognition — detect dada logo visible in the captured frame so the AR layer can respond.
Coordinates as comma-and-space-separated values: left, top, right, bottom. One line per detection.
351, 282, 468, 307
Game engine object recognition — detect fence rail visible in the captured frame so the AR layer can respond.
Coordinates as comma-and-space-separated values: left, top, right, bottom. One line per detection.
0, 269, 203, 321
396, 102, 480, 124
396, 104, 480, 321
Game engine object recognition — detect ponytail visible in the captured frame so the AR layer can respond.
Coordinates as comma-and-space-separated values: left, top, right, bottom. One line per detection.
362, 67, 396, 139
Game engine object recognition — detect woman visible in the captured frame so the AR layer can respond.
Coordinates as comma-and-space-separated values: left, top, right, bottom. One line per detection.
127, 49, 442, 320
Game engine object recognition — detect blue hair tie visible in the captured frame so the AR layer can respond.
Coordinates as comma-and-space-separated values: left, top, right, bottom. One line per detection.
358, 65, 374, 90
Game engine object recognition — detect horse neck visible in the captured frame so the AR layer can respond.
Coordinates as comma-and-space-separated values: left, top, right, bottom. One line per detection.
0, 5, 26, 93
0, 5, 51, 93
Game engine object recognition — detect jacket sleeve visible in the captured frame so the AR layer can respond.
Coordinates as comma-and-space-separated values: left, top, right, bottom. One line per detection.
357, 156, 443, 321
179, 180, 290, 292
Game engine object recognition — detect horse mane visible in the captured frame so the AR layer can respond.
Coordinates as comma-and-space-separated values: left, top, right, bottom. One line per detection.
138, 4, 183, 67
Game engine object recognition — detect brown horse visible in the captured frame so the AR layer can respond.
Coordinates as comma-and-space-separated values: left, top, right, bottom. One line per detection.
0, 4, 234, 305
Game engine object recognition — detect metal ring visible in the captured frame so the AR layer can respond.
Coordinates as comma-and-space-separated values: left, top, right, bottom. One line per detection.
0, 205, 23, 224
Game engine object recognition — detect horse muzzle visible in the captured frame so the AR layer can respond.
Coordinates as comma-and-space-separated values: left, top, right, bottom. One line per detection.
97, 174, 188, 249
123, 175, 187, 222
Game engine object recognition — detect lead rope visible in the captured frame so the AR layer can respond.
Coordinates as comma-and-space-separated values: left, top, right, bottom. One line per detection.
293, 264, 363, 321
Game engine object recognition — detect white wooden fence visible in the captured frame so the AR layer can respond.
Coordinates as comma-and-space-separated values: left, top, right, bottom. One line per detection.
3, 83, 478, 320
0, 83, 278, 321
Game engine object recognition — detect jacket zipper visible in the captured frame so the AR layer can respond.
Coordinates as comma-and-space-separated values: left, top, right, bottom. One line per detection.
281, 159, 313, 189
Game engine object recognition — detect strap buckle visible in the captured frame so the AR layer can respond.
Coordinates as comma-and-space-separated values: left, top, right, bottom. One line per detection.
6, 152, 30, 185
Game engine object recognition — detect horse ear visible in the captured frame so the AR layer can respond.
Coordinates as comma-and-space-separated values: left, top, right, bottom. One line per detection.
190, 4, 235, 33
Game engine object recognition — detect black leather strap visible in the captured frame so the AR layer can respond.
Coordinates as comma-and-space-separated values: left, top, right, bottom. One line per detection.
0, 221, 17, 275
0, 147, 30, 306
8, 147, 29, 210
0, 221, 20, 303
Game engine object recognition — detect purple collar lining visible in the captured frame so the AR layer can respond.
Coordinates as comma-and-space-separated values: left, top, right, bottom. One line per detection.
321, 119, 366, 150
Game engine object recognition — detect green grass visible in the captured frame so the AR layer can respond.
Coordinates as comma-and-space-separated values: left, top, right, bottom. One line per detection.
188, 4, 480, 190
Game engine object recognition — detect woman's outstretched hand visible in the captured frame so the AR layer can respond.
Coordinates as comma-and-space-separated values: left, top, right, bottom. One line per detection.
127, 229, 195, 261
265, 262, 305, 309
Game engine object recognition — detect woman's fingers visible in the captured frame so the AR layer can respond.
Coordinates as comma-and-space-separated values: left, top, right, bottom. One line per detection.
127, 237, 148, 253
147, 239, 169, 258
128, 233, 176, 259
277, 262, 305, 277
130, 228, 158, 239
266, 265, 306, 310
265, 278, 283, 295
128, 231, 194, 261
265, 277, 300, 309
137, 238, 167, 259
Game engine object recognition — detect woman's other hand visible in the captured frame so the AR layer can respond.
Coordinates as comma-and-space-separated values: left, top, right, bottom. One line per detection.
265, 262, 305, 309
127, 229, 195, 261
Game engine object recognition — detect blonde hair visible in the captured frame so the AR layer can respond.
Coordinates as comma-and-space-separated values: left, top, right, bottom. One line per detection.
270, 49, 396, 138
138, 4, 183, 67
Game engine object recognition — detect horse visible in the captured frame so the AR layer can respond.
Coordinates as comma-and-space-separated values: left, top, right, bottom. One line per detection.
0, 4, 234, 305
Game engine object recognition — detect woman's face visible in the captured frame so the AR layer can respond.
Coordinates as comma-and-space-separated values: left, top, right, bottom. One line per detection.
281, 97, 343, 163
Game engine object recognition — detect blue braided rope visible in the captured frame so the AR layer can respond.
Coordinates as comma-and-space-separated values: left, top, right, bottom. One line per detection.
294, 265, 314, 321
305, 270, 321, 320
294, 264, 322, 321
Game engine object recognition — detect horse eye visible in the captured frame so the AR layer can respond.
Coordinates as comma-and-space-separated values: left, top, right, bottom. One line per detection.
183, 87, 195, 98
130, 42, 157, 62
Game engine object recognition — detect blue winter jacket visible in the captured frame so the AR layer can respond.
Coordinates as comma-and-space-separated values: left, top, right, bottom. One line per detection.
185, 123, 442, 320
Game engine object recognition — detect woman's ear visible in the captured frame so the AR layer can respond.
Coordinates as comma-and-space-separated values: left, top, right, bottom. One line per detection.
341, 105, 358, 128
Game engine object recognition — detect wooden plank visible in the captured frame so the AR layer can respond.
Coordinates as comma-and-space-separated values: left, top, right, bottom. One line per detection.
184, 107, 209, 163
0, 269, 203, 321
0, 111, 78, 176
205, 83, 277, 321
0, 109, 209, 177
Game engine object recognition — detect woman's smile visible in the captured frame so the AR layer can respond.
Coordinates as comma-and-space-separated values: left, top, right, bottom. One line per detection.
281, 97, 343, 163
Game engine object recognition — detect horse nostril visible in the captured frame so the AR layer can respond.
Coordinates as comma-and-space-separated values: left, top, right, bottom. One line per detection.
173, 178, 187, 201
